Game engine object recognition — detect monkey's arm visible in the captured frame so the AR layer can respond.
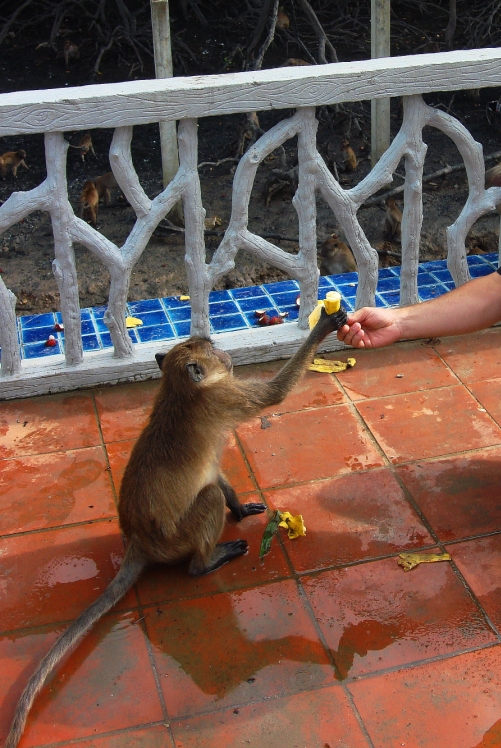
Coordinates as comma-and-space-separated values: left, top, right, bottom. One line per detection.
239, 307, 346, 414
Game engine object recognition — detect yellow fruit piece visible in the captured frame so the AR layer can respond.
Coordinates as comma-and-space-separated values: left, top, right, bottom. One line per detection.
179, 295, 190, 301
323, 291, 341, 314
309, 357, 356, 373
279, 511, 306, 539
398, 552, 451, 572
125, 316, 143, 328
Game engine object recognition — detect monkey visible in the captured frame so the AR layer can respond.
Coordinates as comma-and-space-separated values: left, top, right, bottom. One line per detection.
485, 163, 501, 214
276, 7, 290, 29
0, 149, 29, 178
4, 307, 346, 748
78, 180, 99, 226
280, 58, 311, 67
340, 140, 357, 173
235, 112, 264, 158
383, 196, 403, 243
63, 40, 80, 69
69, 133, 96, 162
319, 234, 356, 275
94, 171, 118, 205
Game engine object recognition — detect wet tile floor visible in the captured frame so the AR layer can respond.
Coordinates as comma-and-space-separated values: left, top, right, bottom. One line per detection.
2, 326, 501, 747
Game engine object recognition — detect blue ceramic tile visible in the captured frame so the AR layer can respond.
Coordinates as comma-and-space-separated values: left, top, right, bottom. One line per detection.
173, 320, 191, 337
467, 254, 489, 266
318, 276, 335, 288
161, 296, 191, 310
431, 268, 454, 283
443, 281, 456, 291
417, 271, 437, 285
236, 295, 270, 312
81, 319, 95, 336
127, 328, 139, 343
230, 286, 267, 300
137, 310, 169, 327
378, 267, 399, 279
82, 334, 101, 352
420, 260, 447, 272
128, 298, 163, 314
375, 294, 389, 307
55, 310, 92, 324
209, 300, 239, 315
470, 264, 496, 278
93, 316, 109, 333
334, 272, 359, 286
378, 290, 401, 307
23, 341, 62, 359
419, 285, 447, 300
482, 253, 498, 265
211, 314, 248, 333
279, 306, 299, 321
19, 313, 56, 329
92, 306, 108, 318
99, 332, 113, 348
21, 326, 57, 344
136, 323, 175, 342
209, 289, 232, 302
377, 276, 401, 292
167, 306, 192, 322
268, 291, 299, 307
264, 280, 299, 294
342, 297, 355, 311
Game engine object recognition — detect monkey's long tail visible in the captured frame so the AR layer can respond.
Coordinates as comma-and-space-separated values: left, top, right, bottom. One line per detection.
5, 547, 147, 748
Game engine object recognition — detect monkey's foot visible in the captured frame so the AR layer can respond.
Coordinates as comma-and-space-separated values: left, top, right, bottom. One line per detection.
236, 502, 267, 520
189, 540, 249, 576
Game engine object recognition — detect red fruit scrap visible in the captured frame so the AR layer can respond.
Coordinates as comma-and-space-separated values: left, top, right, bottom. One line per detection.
45, 335, 57, 347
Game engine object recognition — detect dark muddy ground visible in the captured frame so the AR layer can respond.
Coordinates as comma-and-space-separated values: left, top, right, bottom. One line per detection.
1, 29, 501, 314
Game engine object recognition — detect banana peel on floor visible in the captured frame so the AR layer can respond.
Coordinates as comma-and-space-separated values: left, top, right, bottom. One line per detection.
309, 357, 356, 373
259, 510, 306, 559
398, 551, 451, 571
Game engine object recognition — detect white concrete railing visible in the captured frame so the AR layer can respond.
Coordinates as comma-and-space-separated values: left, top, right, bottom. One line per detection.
1, 48, 501, 398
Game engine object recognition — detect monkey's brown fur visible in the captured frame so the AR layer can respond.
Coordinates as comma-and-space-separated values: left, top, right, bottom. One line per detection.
319, 234, 356, 276
485, 163, 501, 214
0, 150, 29, 178
341, 140, 357, 172
383, 197, 402, 243
69, 133, 96, 162
78, 180, 100, 225
5, 309, 345, 748
94, 172, 118, 205
63, 40, 80, 69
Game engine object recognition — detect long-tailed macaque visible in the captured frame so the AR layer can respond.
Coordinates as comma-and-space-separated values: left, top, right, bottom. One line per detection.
383, 197, 402, 243
78, 180, 99, 225
319, 234, 356, 275
63, 40, 80, 69
94, 172, 118, 205
340, 139, 357, 172
0, 149, 29, 178
5, 307, 346, 748
69, 133, 96, 162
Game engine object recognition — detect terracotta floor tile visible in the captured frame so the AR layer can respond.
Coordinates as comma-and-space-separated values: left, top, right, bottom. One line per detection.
0, 446, 116, 536
236, 360, 347, 414
237, 405, 384, 489
349, 646, 501, 748
137, 501, 291, 605
54, 726, 173, 748
468, 377, 501, 428
0, 611, 163, 747
396, 447, 501, 541
265, 469, 433, 573
356, 385, 501, 463
171, 685, 370, 748
302, 557, 496, 680
438, 327, 501, 383
106, 433, 255, 496
333, 341, 458, 401
94, 380, 158, 443
0, 520, 136, 632
144, 579, 334, 718
0, 393, 101, 459
448, 535, 501, 630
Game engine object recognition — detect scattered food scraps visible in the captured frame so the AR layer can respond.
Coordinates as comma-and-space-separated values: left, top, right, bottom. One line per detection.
204, 215, 222, 229
260, 416, 272, 430
259, 510, 282, 559
256, 310, 284, 326
125, 316, 143, 328
45, 335, 57, 347
309, 357, 356, 373
179, 295, 190, 301
398, 552, 451, 571
279, 511, 306, 539
54, 323, 64, 332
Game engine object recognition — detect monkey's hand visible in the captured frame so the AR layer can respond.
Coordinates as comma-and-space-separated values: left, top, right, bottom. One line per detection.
234, 502, 266, 521
314, 305, 348, 339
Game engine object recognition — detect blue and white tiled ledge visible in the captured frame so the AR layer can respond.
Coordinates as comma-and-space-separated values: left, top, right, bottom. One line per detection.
15, 253, 499, 361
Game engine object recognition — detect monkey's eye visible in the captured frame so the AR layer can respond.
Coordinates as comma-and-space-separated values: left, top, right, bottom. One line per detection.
186, 362, 204, 383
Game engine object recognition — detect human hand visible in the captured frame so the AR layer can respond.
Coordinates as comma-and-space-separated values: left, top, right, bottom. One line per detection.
336, 306, 403, 348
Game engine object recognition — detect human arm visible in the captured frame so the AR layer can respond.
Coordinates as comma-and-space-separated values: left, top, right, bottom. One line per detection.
337, 269, 501, 349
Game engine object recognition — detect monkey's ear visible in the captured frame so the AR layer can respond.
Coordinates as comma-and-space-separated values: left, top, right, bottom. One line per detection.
155, 352, 166, 370
186, 362, 204, 383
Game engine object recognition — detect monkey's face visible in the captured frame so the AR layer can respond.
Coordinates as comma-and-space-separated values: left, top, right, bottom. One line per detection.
156, 337, 233, 385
